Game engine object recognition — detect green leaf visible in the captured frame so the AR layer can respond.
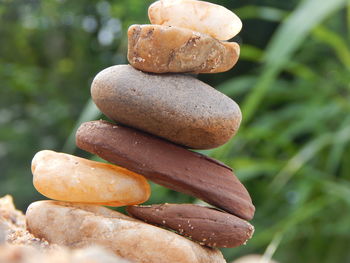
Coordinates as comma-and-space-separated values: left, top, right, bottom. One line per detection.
312, 25, 350, 69
271, 124, 350, 191
235, 6, 287, 22
264, 0, 348, 68
217, 75, 257, 97
242, 0, 348, 123
240, 45, 264, 62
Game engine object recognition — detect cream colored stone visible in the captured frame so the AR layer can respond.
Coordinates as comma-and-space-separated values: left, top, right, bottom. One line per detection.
26, 201, 227, 263
148, 0, 242, 40
232, 255, 279, 263
0, 245, 131, 263
31, 150, 150, 206
128, 24, 240, 74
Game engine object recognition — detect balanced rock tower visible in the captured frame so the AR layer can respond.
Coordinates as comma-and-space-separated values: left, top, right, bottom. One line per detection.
26, 1, 255, 262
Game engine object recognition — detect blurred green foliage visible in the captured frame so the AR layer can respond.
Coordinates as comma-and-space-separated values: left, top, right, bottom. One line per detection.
1, 0, 350, 262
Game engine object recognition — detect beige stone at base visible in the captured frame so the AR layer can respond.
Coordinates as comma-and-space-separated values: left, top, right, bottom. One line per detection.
0, 195, 130, 263
0, 245, 131, 263
32, 150, 150, 206
26, 201, 227, 263
128, 24, 240, 74
232, 255, 279, 263
148, 0, 242, 40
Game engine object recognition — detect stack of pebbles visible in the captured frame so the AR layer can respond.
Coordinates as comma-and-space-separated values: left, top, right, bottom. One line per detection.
26, 1, 255, 262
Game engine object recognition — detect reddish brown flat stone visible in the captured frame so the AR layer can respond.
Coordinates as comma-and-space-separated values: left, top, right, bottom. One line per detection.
127, 204, 254, 248
76, 120, 255, 220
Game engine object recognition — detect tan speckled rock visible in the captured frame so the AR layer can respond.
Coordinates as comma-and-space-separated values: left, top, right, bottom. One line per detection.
26, 201, 227, 263
128, 24, 239, 74
148, 0, 242, 41
91, 65, 242, 149
31, 150, 150, 206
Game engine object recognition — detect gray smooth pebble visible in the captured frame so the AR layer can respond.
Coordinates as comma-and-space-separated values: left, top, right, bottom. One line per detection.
91, 65, 241, 149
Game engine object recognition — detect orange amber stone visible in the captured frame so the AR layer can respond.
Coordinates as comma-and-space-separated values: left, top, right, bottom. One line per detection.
31, 150, 150, 206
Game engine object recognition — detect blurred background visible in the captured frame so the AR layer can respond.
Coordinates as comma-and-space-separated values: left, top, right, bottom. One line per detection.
1, 0, 350, 262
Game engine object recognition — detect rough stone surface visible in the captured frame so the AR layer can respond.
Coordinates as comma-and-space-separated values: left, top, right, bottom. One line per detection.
26, 201, 227, 263
0, 195, 130, 263
148, 0, 242, 41
0, 195, 51, 248
232, 255, 279, 263
0, 245, 131, 263
127, 204, 254, 248
76, 120, 255, 220
91, 64, 242, 149
32, 150, 150, 206
128, 24, 240, 74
